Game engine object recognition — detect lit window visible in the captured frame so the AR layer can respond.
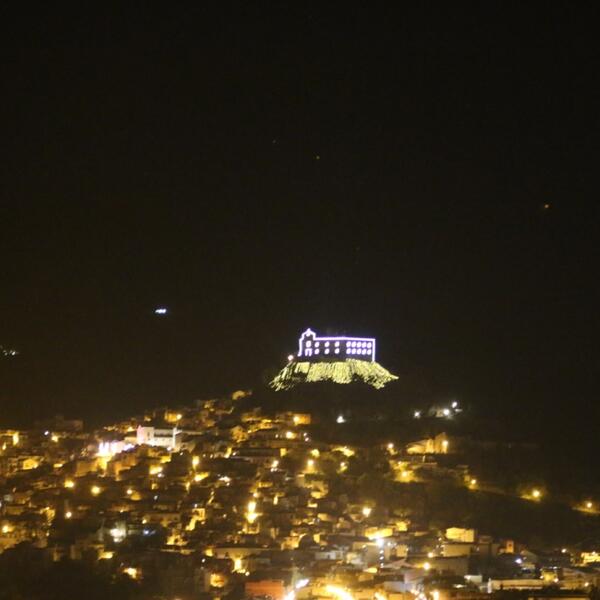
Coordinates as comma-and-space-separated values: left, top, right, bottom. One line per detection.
325, 349, 329, 354
315, 349, 320, 354
335, 341, 340, 347
306, 341, 311, 347
315, 342, 320, 347
325, 341, 330, 347
335, 349, 340, 354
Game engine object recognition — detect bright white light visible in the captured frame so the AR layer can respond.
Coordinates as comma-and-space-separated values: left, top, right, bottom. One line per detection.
154, 307, 168, 315
295, 579, 309, 589
414, 411, 421, 418
451, 401, 458, 408
336, 415, 345, 424
443, 408, 451, 417
287, 354, 294, 362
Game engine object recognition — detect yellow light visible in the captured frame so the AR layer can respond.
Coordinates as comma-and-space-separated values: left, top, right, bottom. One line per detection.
247, 501, 257, 513
1, 524, 10, 534
194, 472, 208, 482
387, 443, 394, 450
586, 501, 593, 509
123, 567, 139, 579
532, 489, 541, 499
271, 459, 279, 469
91, 485, 101, 496
362, 506, 372, 517
310, 448, 320, 457
307, 459, 314, 468
285, 431, 294, 439
12, 432, 19, 446
325, 584, 355, 600
64, 479, 75, 489
149, 465, 163, 476
427, 551, 434, 558
293, 415, 300, 424
470, 478, 477, 486
192, 456, 200, 468
442, 440, 449, 452
175, 413, 182, 420
99, 551, 114, 560
65, 511, 72, 519
51, 434, 59, 443
423, 562, 431, 571
126, 488, 133, 495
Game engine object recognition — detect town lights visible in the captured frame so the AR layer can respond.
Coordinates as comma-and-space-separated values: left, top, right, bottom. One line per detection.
65, 511, 72, 519
586, 501, 594, 510
192, 456, 200, 468
91, 485, 102, 496
532, 489, 542, 499
64, 479, 75, 489
306, 459, 315, 469
362, 506, 372, 517
423, 562, 431, 571
469, 478, 477, 487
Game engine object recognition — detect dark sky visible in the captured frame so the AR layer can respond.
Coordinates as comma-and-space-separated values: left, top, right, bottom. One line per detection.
1, 5, 599, 426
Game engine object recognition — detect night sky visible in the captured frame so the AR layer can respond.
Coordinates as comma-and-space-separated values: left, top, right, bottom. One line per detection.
1, 5, 599, 427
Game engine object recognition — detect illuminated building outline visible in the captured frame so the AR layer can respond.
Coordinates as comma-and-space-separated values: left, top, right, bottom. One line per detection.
297, 328, 376, 362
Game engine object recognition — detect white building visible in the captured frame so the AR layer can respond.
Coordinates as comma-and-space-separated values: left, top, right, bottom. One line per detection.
296, 328, 376, 362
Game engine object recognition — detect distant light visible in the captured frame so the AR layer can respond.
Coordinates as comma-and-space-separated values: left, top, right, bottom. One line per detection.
532, 489, 541, 499
414, 411, 421, 419
586, 501, 593, 509
336, 415, 345, 424
154, 307, 168, 315
287, 354, 294, 362
362, 506, 372, 517
451, 401, 458, 409
423, 562, 431, 571
64, 479, 75, 489
443, 408, 451, 417
515, 558, 523, 564
65, 511, 72, 519
91, 485, 101, 496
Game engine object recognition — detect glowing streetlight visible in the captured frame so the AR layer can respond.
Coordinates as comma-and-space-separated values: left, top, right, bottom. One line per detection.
91, 485, 102, 496
65, 511, 72, 519
532, 489, 541, 499
362, 506, 372, 517
64, 479, 75, 489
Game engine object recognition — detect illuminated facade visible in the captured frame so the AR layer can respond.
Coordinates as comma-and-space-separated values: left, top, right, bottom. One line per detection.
296, 328, 376, 362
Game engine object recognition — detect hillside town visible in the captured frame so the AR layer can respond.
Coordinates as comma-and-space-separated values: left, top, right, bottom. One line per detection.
0, 391, 598, 600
